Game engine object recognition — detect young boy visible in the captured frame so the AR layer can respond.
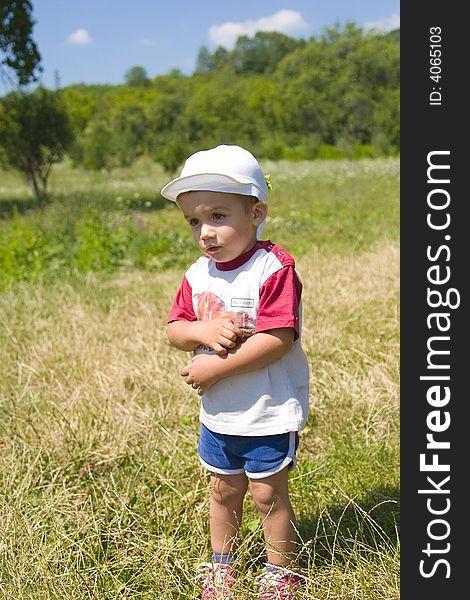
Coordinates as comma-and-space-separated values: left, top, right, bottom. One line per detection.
162, 145, 309, 599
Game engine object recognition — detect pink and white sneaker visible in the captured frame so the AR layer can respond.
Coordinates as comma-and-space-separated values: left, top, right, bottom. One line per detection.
255, 569, 301, 599
197, 562, 236, 599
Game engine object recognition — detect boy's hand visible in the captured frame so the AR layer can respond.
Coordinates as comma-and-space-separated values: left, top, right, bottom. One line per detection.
199, 317, 246, 355
181, 354, 221, 395
180, 328, 294, 395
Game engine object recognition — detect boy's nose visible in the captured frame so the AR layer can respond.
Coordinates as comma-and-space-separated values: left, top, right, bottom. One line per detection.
200, 223, 215, 240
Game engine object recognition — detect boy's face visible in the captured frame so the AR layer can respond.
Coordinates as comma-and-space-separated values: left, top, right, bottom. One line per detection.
176, 190, 267, 263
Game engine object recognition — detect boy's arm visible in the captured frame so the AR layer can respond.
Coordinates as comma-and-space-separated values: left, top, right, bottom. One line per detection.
167, 318, 245, 355
180, 327, 294, 395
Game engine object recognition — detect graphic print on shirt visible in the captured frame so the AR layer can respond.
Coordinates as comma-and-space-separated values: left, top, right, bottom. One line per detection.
193, 291, 256, 331
193, 291, 257, 354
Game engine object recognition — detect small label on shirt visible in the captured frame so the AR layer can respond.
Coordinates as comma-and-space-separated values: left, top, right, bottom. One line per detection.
230, 298, 254, 308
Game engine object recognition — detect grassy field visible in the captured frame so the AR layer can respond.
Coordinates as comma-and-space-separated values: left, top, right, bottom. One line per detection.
0, 158, 399, 599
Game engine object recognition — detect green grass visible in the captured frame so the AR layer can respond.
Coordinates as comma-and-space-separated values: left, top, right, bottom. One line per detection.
0, 157, 398, 290
0, 158, 399, 598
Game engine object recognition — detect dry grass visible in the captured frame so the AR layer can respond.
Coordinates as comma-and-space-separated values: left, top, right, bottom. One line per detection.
0, 234, 399, 598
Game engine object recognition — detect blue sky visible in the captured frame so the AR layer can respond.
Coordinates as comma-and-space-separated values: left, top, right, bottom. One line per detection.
19, 1, 400, 89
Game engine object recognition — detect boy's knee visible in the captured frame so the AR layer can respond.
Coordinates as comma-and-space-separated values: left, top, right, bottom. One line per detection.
211, 474, 248, 505
250, 482, 282, 516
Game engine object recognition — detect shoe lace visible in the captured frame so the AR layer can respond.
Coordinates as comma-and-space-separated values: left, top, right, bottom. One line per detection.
255, 570, 301, 599
197, 563, 235, 599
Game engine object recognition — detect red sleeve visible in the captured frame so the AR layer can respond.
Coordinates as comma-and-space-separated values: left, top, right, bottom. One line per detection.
167, 276, 197, 323
256, 266, 302, 340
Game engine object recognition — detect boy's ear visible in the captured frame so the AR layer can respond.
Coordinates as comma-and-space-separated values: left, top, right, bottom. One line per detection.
252, 201, 268, 226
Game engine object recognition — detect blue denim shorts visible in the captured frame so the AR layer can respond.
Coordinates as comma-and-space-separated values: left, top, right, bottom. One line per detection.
198, 424, 299, 480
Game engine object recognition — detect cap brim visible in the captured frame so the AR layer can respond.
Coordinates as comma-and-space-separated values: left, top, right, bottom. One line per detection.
160, 173, 266, 202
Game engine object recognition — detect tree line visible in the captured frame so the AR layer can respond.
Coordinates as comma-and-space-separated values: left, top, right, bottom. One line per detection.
1, 22, 399, 201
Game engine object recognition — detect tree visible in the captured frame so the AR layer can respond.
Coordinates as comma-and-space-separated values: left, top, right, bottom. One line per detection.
195, 45, 212, 73
0, 88, 74, 201
1, 0, 41, 85
275, 24, 400, 149
211, 46, 230, 71
78, 105, 148, 170
231, 31, 305, 74
153, 135, 189, 174
195, 33, 305, 75
124, 65, 150, 87
168, 67, 183, 78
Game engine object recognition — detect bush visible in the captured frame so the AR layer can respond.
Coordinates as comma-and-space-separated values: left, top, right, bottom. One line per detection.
74, 208, 134, 272
128, 232, 195, 271
261, 140, 284, 160
0, 217, 47, 286
153, 138, 189, 174
371, 132, 393, 156
316, 145, 346, 159
80, 120, 114, 171
0, 199, 196, 290
352, 144, 376, 158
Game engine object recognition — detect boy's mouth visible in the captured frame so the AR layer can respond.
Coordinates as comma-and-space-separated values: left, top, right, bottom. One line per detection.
204, 245, 221, 254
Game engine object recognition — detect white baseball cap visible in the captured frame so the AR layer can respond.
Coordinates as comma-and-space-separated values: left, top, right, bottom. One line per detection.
160, 144, 269, 202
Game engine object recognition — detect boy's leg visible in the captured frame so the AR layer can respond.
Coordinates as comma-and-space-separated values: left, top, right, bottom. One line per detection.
249, 467, 297, 566
209, 472, 249, 555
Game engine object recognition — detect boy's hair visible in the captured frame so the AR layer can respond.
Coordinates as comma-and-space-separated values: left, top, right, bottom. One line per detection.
244, 195, 260, 213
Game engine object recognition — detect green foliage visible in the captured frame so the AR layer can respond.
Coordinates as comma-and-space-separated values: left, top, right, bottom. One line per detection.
153, 136, 189, 174
0, 215, 47, 286
167, 67, 184, 78
0, 206, 131, 285
0, 23, 402, 178
352, 144, 376, 158
0, 143, 7, 166
316, 144, 346, 159
275, 23, 399, 149
0, 0, 41, 85
78, 104, 148, 170
74, 207, 134, 272
385, 28, 400, 42
196, 32, 305, 75
0, 87, 74, 200
78, 119, 113, 170
128, 230, 196, 271
123, 65, 150, 87
211, 46, 230, 71
182, 71, 260, 151
230, 31, 306, 74
195, 45, 212, 73
0, 157, 399, 291
33, 23, 399, 173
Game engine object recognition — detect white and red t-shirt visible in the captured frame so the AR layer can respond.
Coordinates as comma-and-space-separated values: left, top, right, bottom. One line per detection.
168, 240, 309, 435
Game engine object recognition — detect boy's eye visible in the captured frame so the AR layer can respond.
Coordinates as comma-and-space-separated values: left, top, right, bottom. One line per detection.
213, 213, 225, 221
188, 218, 199, 227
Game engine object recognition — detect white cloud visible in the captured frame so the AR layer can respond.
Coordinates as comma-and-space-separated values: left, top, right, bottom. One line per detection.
364, 13, 400, 33
65, 28, 93, 46
209, 9, 310, 49
138, 37, 157, 47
